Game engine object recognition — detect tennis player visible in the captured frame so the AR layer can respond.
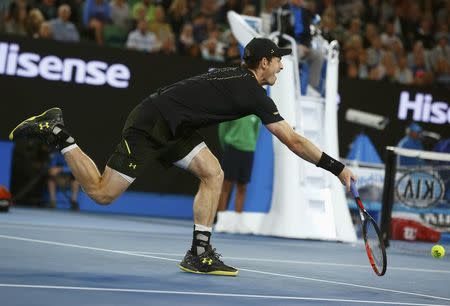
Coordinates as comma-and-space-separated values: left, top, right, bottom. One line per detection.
10, 37, 356, 276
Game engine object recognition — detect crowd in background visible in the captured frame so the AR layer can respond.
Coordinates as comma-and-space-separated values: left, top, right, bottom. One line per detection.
0, 0, 449, 87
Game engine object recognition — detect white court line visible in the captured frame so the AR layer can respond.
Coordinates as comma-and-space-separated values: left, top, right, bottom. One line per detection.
0, 234, 449, 303
0, 284, 448, 306
1, 224, 447, 275
128, 251, 450, 274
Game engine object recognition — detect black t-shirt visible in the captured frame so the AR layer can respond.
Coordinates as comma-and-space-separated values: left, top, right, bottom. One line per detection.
151, 67, 284, 136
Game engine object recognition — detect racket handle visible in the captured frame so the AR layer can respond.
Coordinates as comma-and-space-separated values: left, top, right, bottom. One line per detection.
350, 180, 359, 198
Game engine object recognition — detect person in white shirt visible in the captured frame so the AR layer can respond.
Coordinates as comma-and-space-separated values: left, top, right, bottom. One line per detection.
126, 19, 161, 52
50, 4, 80, 42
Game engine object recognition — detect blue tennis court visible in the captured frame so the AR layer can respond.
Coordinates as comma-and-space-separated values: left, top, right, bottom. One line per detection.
1, 207, 449, 306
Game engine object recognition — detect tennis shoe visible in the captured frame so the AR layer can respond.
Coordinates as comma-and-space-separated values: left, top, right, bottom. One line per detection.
9, 107, 64, 147
179, 246, 238, 276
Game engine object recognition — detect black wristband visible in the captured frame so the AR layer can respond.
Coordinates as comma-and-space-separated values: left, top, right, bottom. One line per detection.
316, 152, 345, 176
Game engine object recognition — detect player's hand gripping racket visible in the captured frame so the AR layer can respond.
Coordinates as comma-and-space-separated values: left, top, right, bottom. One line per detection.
350, 181, 387, 276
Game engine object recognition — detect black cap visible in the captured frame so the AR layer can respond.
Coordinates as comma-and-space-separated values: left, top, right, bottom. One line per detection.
243, 38, 292, 61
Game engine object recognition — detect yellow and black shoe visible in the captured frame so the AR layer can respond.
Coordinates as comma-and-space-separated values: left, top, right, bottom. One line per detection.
179, 246, 238, 276
9, 107, 64, 144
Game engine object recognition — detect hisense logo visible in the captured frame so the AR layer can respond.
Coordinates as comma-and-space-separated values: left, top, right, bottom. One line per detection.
0, 42, 130, 88
397, 91, 449, 124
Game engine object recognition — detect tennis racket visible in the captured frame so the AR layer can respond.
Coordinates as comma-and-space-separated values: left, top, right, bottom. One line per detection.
350, 181, 387, 276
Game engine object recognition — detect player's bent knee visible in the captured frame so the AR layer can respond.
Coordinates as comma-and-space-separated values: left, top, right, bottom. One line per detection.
88, 190, 116, 205
202, 167, 224, 188
95, 195, 115, 206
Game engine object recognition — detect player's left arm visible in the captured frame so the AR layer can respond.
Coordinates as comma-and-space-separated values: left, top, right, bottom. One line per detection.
265, 120, 356, 190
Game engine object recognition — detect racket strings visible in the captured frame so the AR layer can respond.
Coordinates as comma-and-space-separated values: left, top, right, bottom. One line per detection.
364, 221, 384, 272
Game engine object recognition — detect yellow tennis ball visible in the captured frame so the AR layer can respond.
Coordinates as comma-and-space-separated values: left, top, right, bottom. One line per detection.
431, 245, 445, 258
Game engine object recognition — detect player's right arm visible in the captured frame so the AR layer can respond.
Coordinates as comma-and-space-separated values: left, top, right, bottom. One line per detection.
265, 120, 322, 164
265, 120, 356, 190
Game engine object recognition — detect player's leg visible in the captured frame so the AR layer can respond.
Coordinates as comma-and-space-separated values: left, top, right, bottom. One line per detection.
176, 144, 238, 276
63, 148, 131, 204
187, 146, 224, 227
9, 107, 132, 205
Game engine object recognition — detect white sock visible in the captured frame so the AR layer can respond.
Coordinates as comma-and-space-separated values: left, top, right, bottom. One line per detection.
194, 224, 212, 232
61, 143, 78, 154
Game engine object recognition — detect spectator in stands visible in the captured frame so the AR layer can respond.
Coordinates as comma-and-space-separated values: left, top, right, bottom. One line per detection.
167, 0, 190, 39
242, 4, 257, 17
260, 0, 277, 35
131, 0, 156, 24
380, 18, 402, 49
224, 33, 241, 65
276, 0, 324, 90
395, 54, 413, 84
205, 14, 218, 36
0, 0, 446, 88
4, 0, 28, 36
126, 18, 160, 52
357, 49, 369, 79
391, 2, 409, 48
381, 51, 398, 82
346, 62, 358, 79
48, 151, 80, 210
436, 0, 450, 24
363, 0, 381, 24
110, 0, 130, 31
366, 35, 384, 68
37, 21, 52, 39
391, 39, 405, 62
403, 1, 422, 49
177, 22, 196, 55
83, 0, 111, 45
26, 8, 45, 38
369, 51, 398, 82
362, 22, 378, 48
397, 123, 424, 166
434, 56, 450, 87
344, 17, 362, 42
192, 12, 208, 43
343, 35, 360, 73
36, 0, 57, 20
216, 0, 242, 26
320, 7, 343, 43
408, 41, 433, 85
430, 32, 450, 71
0, 0, 14, 31
58, 0, 81, 26
200, 30, 225, 62
50, 4, 80, 42
149, 5, 176, 54
415, 16, 434, 49
195, 0, 218, 20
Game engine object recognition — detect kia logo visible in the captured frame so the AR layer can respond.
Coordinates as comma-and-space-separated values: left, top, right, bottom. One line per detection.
395, 171, 445, 208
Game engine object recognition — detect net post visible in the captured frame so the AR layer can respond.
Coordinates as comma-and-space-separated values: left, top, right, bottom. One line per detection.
380, 146, 397, 248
